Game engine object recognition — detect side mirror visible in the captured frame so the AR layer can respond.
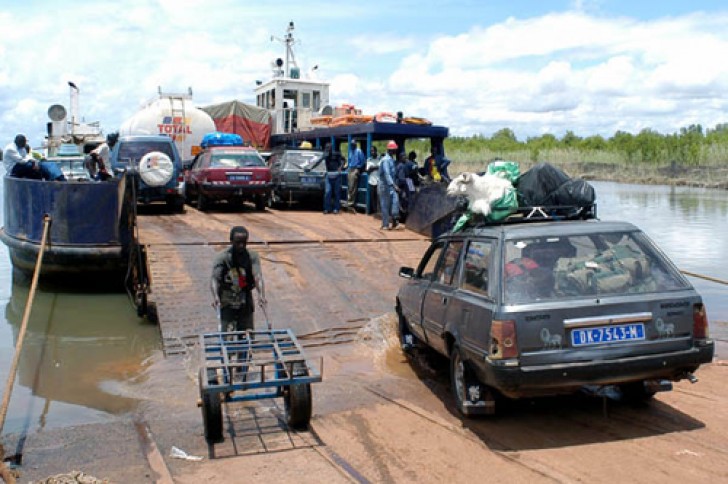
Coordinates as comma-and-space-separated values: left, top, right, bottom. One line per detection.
399, 266, 415, 279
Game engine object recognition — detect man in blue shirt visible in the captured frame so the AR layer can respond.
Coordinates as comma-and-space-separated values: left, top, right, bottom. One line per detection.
378, 140, 402, 230
346, 140, 366, 209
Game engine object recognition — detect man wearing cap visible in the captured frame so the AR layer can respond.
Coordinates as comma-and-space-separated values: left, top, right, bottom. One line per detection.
345, 140, 365, 209
378, 140, 403, 230
211, 226, 266, 334
2, 134, 65, 180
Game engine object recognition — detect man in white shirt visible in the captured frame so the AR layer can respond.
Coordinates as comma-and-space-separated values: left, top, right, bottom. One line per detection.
3, 134, 39, 178
3, 134, 65, 180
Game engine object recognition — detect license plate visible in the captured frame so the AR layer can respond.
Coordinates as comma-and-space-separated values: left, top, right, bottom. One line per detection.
571, 323, 645, 347
301, 176, 319, 184
229, 174, 251, 181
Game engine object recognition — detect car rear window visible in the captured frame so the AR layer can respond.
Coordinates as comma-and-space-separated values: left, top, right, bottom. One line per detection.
282, 151, 325, 171
211, 152, 265, 168
116, 141, 175, 164
503, 231, 689, 304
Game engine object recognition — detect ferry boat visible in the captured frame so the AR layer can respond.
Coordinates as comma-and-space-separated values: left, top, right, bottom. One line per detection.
253, 21, 450, 152
0, 84, 133, 278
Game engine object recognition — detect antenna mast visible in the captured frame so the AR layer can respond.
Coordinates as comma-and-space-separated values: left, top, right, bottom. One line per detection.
271, 21, 299, 78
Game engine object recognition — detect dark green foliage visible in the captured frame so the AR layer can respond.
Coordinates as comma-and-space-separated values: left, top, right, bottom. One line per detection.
435, 122, 728, 167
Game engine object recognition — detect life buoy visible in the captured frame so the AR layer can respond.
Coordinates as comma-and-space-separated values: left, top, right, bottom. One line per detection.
374, 112, 397, 123
403, 116, 432, 126
139, 151, 174, 187
310, 115, 332, 125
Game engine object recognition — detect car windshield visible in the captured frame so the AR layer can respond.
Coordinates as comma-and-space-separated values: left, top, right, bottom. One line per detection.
503, 231, 689, 304
117, 141, 175, 164
211, 152, 265, 168
282, 151, 325, 171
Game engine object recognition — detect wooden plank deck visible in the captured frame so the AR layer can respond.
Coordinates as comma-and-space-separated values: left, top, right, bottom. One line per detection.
136, 206, 430, 353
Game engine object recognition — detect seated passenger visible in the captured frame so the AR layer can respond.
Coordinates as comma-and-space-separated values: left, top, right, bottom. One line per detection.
3, 134, 66, 181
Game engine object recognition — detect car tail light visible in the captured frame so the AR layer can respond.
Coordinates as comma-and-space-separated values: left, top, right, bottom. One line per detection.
490, 319, 518, 359
177, 173, 184, 183
693, 303, 709, 339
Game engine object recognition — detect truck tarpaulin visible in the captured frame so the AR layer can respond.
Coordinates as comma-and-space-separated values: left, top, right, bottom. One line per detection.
201, 100, 272, 149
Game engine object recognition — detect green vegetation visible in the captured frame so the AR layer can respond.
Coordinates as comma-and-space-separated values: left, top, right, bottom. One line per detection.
404, 124, 728, 189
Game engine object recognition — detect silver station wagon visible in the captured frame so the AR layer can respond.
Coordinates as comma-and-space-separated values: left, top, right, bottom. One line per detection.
396, 217, 714, 416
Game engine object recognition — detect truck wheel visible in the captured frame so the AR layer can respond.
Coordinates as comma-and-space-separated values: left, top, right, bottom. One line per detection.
199, 370, 224, 443
197, 192, 208, 212
284, 383, 312, 430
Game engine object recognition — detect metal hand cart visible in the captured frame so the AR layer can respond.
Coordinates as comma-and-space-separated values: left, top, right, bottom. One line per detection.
198, 329, 323, 444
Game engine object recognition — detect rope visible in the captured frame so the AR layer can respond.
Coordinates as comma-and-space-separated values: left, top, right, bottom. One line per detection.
0, 214, 51, 483
681, 270, 728, 286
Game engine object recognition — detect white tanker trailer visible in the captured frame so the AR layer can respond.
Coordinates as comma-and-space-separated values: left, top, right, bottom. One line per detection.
119, 88, 216, 162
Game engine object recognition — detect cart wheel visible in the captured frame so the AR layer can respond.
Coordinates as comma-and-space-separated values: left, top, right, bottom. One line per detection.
199, 370, 223, 443
284, 383, 312, 430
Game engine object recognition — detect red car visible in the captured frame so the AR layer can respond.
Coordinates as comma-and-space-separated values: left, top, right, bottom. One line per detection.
184, 145, 272, 211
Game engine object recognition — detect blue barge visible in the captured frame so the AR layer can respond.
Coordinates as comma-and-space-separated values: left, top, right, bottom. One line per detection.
0, 175, 133, 276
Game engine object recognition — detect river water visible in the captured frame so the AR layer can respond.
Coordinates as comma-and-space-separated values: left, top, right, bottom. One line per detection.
0, 180, 726, 435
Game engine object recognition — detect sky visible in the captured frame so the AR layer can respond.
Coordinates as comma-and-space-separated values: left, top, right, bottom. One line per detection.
2, 0, 728, 148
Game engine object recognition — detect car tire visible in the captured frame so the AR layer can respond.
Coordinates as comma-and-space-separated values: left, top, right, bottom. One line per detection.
619, 381, 656, 403
167, 196, 185, 213
254, 194, 266, 211
450, 344, 486, 417
197, 191, 208, 212
397, 308, 418, 354
138, 151, 174, 187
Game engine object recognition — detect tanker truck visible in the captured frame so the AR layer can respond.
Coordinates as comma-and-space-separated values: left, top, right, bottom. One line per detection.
119, 88, 216, 163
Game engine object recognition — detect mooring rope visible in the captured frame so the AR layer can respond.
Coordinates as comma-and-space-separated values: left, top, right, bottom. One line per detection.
0, 214, 51, 484
681, 270, 728, 286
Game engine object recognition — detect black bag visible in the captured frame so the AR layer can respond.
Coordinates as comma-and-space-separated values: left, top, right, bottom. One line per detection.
516, 162, 595, 207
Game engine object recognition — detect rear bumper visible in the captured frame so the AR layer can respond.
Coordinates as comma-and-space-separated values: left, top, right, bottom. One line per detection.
275, 183, 325, 196
480, 342, 715, 398
200, 183, 271, 199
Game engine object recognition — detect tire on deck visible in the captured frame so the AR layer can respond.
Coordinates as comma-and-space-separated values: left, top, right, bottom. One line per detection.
284, 382, 312, 430
199, 368, 224, 443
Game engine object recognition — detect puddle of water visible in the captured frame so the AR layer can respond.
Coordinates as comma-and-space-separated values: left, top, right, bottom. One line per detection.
0, 279, 160, 435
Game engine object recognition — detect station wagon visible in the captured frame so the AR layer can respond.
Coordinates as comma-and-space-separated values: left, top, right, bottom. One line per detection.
396, 217, 715, 416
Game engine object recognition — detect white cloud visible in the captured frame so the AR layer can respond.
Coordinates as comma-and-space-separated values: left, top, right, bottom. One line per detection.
2, 3, 728, 146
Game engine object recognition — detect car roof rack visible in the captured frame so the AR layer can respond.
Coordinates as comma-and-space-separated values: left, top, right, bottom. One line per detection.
461, 203, 598, 229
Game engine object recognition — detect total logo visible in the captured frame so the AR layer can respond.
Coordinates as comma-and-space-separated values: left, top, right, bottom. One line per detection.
158, 116, 191, 141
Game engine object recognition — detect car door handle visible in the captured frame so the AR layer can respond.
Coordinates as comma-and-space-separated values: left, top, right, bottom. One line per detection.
441, 296, 448, 305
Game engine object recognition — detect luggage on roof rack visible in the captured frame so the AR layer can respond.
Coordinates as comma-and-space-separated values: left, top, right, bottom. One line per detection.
201, 132, 243, 148
452, 202, 597, 231
516, 162, 596, 207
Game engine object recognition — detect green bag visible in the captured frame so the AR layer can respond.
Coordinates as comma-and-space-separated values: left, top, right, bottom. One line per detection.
487, 160, 520, 184
486, 187, 518, 222
452, 187, 518, 231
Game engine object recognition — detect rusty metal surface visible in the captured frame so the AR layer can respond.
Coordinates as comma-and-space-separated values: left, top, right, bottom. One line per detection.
137, 206, 430, 353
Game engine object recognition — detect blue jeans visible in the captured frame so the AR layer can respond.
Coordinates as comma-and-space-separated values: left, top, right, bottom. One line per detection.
324, 172, 342, 212
11, 161, 66, 181
378, 183, 399, 227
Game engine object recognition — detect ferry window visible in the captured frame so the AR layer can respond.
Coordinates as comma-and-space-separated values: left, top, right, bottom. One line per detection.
313, 91, 321, 111
462, 240, 493, 296
302, 92, 311, 108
